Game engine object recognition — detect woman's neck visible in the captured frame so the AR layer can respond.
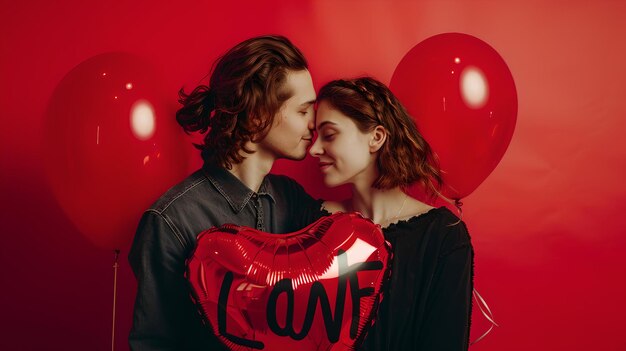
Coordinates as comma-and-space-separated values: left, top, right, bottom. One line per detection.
349, 184, 407, 225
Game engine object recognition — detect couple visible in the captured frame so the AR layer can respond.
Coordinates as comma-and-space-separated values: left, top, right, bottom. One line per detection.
129, 35, 473, 351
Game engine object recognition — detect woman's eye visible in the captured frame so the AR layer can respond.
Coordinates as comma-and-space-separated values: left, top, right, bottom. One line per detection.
323, 134, 336, 141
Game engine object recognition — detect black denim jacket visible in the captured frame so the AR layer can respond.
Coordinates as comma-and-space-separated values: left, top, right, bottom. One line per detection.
128, 164, 324, 350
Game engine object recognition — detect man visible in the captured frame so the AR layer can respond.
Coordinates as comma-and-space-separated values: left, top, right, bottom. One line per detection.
128, 35, 324, 350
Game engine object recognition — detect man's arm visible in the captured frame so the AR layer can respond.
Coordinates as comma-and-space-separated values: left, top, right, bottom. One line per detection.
128, 210, 220, 350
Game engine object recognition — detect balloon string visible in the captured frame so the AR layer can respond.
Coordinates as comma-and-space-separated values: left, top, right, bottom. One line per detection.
470, 288, 499, 345
112, 249, 120, 351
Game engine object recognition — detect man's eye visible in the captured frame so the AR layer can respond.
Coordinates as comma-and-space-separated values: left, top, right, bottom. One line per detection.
299, 110, 308, 115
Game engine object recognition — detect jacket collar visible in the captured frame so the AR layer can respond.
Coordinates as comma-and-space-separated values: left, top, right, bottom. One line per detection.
203, 163, 276, 213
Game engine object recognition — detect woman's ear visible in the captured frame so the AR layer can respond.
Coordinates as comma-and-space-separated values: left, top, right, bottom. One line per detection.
369, 125, 387, 153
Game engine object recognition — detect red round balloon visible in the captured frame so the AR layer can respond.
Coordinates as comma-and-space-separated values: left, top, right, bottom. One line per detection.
186, 212, 391, 351
390, 33, 517, 200
44, 52, 188, 249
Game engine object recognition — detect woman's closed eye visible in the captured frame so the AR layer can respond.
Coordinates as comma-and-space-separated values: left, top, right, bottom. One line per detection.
322, 133, 336, 141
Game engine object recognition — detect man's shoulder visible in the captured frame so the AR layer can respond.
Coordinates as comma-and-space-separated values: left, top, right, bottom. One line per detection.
149, 169, 210, 213
266, 173, 307, 194
266, 173, 297, 186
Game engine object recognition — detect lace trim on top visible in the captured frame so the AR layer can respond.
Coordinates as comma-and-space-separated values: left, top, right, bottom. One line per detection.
382, 206, 448, 234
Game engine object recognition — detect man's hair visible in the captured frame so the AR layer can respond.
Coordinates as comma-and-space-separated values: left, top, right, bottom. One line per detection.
317, 77, 443, 195
176, 35, 308, 168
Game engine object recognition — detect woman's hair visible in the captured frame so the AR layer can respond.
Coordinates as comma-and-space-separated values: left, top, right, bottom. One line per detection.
176, 35, 308, 168
317, 77, 443, 196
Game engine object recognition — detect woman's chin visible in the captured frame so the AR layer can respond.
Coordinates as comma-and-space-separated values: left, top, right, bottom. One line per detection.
323, 176, 345, 188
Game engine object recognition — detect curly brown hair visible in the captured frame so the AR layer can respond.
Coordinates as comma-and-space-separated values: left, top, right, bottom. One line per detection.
176, 35, 308, 168
317, 77, 442, 195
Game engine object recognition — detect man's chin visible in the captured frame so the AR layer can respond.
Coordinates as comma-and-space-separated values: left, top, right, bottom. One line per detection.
279, 150, 307, 161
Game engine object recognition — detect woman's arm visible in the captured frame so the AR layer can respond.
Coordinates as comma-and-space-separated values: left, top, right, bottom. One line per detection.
419, 222, 474, 350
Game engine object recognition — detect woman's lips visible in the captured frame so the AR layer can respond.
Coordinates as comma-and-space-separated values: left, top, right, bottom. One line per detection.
319, 161, 333, 172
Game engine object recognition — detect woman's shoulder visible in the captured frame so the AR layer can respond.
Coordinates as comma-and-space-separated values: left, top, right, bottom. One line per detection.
430, 207, 472, 255
390, 206, 471, 250
321, 200, 350, 213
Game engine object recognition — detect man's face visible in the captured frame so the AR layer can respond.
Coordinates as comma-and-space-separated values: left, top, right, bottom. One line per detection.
259, 69, 316, 160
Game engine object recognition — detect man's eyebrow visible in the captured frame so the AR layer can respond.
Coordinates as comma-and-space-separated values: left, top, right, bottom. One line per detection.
299, 100, 316, 107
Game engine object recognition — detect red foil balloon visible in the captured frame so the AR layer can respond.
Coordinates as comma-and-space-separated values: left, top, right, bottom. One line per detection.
43, 53, 188, 249
186, 212, 391, 351
390, 33, 517, 200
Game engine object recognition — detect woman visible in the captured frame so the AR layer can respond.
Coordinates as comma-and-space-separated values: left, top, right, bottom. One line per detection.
309, 77, 473, 350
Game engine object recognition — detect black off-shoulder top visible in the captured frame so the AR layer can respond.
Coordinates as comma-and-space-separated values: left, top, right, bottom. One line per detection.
361, 206, 474, 351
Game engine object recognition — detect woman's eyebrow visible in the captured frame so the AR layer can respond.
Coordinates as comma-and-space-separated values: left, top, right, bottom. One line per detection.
317, 121, 337, 129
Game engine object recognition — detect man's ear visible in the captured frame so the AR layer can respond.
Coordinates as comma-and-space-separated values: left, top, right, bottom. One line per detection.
249, 114, 270, 142
369, 125, 387, 153
251, 114, 263, 128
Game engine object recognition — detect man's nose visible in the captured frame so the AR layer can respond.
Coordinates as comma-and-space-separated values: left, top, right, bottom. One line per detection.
307, 111, 315, 131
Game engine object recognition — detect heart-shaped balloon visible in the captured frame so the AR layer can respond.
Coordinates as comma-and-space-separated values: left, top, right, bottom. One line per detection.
186, 212, 391, 351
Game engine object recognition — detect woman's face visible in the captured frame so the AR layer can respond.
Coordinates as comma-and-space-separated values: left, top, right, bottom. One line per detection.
309, 100, 378, 187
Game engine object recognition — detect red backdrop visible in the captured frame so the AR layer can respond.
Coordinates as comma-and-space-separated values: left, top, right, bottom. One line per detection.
1, 1, 625, 350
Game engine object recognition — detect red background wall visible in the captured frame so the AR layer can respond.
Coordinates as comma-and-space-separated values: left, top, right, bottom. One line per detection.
2, 1, 625, 350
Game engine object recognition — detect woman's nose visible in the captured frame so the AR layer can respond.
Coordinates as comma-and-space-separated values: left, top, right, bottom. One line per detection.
309, 136, 322, 157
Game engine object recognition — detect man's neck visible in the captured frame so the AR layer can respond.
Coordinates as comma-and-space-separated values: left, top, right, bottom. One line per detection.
228, 149, 275, 192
